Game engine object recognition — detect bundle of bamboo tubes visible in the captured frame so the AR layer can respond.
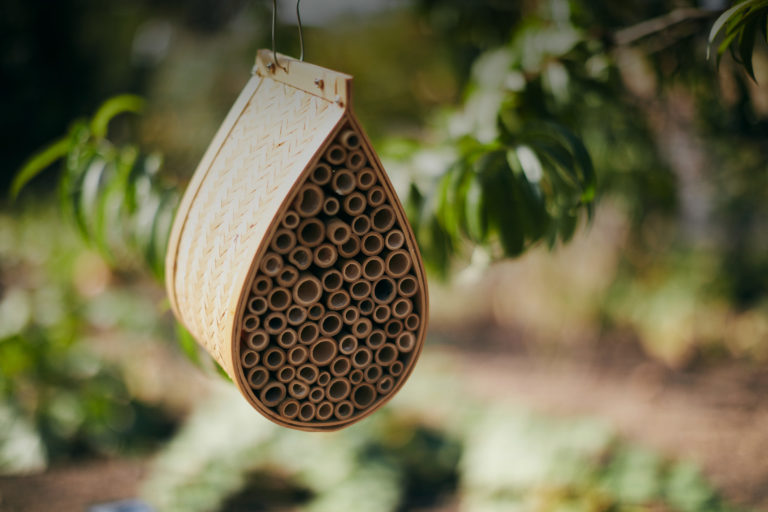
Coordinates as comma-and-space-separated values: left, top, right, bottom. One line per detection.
239, 122, 426, 428
166, 51, 427, 431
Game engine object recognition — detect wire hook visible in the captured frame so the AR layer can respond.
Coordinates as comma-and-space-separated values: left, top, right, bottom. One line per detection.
270, 0, 305, 70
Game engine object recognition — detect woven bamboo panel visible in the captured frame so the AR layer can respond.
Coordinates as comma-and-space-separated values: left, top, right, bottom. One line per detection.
166, 51, 428, 431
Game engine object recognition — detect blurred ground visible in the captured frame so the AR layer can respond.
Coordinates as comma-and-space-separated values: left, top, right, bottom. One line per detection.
2, 334, 768, 510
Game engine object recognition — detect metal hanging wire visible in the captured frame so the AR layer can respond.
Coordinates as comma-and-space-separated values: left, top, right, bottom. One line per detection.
270, 0, 305, 69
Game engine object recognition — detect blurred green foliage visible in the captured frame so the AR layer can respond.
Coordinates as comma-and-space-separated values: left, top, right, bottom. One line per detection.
0, 207, 174, 470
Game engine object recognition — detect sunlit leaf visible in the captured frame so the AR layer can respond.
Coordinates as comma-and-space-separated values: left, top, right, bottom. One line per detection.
10, 138, 70, 199
90, 94, 145, 139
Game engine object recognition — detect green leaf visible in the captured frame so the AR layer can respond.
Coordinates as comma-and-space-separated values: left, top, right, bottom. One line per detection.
10, 138, 70, 199
174, 322, 201, 366
464, 174, 487, 242
90, 94, 145, 139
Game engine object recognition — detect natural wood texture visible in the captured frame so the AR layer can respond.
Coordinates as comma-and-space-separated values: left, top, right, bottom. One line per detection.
166, 51, 428, 431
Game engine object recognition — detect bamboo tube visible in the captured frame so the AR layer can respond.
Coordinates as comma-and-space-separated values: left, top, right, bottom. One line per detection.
385, 250, 411, 279
352, 347, 372, 368
317, 371, 331, 387
405, 313, 420, 331
247, 367, 269, 389
331, 169, 355, 195
362, 255, 385, 279
342, 305, 359, 325
358, 298, 374, 315
299, 402, 317, 421
297, 322, 319, 345
323, 196, 340, 216
251, 275, 272, 295
245, 330, 269, 351
365, 329, 386, 350
278, 399, 300, 419
270, 228, 297, 254
339, 129, 361, 150
277, 265, 299, 288
340, 260, 362, 282
391, 298, 412, 319
277, 328, 298, 349
288, 246, 313, 270
297, 363, 319, 384
349, 369, 363, 385
310, 338, 337, 366
397, 275, 418, 297
352, 317, 372, 339
327, 290, 351, 311
356, 167, 376, 191
268, 287, 292, 312
293, 274, 322, 306
277, 365, 296, 383
372, 277, 396, 304
367, 186, 386, 207
294, 183, 324, 217
282, 210, 301, 230
297, 218, 325, 248
307, 303, 325, 321
247, 296, 268, 316
361, 234, 384, 257
325, 144, 347, 165
376, 345, 398, 366
279, 399, 300, 419
320, 312, 343, 336
242, 314, 260, 332
264, 312, 287, 334
321, 269, 343, 293
339, 335, 358, 355
325, 219, 351, 245
260, 382, 286, 407
286, 304, 308, 326
315, 401, 334, 421
338, 234, 360, 258
389, 361, 404, 377
288, 345, 309, 366
371, 205, 396, 233
372, 304, 391, 324
240, 349, 260, 369
334, 400, 354, 421
351, 384, 376, 409
310, 162, 332, 185
313, 243, 338, 268
264, 347, 286, 370
288, 380, 309, 400
364, 364, 382, 383
396, 332, 416, 353
385, 319, 403, 337
308, 387, 325, 404
376, 376, 394, 395
343, 192, 366, 216
351, 215, 371, 237
260, 252, 283, 276
327, 378, 351, 402
330, 356, 351, 377
345, 150, 366, 171
384, 230, 404, 250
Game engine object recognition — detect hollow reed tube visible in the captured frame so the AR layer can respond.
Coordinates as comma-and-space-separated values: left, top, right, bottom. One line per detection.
288, 246, 313, 270
240, 349, 260, 369
376, 376, 394, 395
286, 304, 308, 326
268, 287, 292, 312
327, 290, 351, 311
351, 215, 371, 237
327, 378, 351, 402
356, 168, 376, 191
297, 322, 319, 345
260, 382, 286, 407
325, 219, 351, 245
349, 369, 364, 385
376, 345, 399, 366
361, 233, 384, 257
352, 317, 373, 339
293, 274, 322, 306
251, 275, 272, 295
340, 260, 362, 282
321, 269, 344, 292
331, 169, 356, 195
351, 384, 376, 409
372, 277, 397, 305
339, 335, 358, 355
339, 129, 361, 149
350, 279, 371, 301
313, 243, 338, 269
315, 401, 334, 421
297, 363, 319, 384
288, 345, 309, 366
371, 205, 396, 233
276, 265, 299, 288
260, 252, 283, 276
338, 234, 360, 258
397, 275, 418, 297
310, 162, 332, 185
297, 218, 325, 248
298, 402, 317, 421
307, 303, 325, 321
279, 399, 300, 419
270, 228, 297, 254
245, 330, 269, 351
277, 365, 296, 383
323, 196, 340, 216
308, 386, 325, 403
367, 186, 386, 207
405, 313, 420, 331
242, 314, 260, 332
277, 328, 298, 349
346, 150, 366, 171
288, 380, 309, 400
372, 304, 391, 324
342, 305, 359, 325
282, 210, 301, 230
264, 312, 287, 334
334, 400, 354, 421
389, 361, 404, 377
362, 256, 385, 280
385, 318, 403, 337
364, 364, 383, 383
365, 329, 386, 350
325, 144, 347, 165
264, 347, 286, 370
310, 338, 337, 366
294, 183, 324, 217
247, 367, 269, 389
320, 312, 343, 336
391, 298, 412, 319
384, 230, 404, 250
330, 356, 351, 377
343, 192, 366, 216
352, 347, 373, 369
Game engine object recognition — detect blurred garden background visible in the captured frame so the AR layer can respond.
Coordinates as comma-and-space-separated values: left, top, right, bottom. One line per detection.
2, 0, 768, 510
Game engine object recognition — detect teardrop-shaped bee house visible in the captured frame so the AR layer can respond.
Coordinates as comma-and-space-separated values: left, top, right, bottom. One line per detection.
165, 50, 428, 431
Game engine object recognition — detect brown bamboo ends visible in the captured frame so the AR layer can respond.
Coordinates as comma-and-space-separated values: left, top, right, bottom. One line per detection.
165, 50, 427, 432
